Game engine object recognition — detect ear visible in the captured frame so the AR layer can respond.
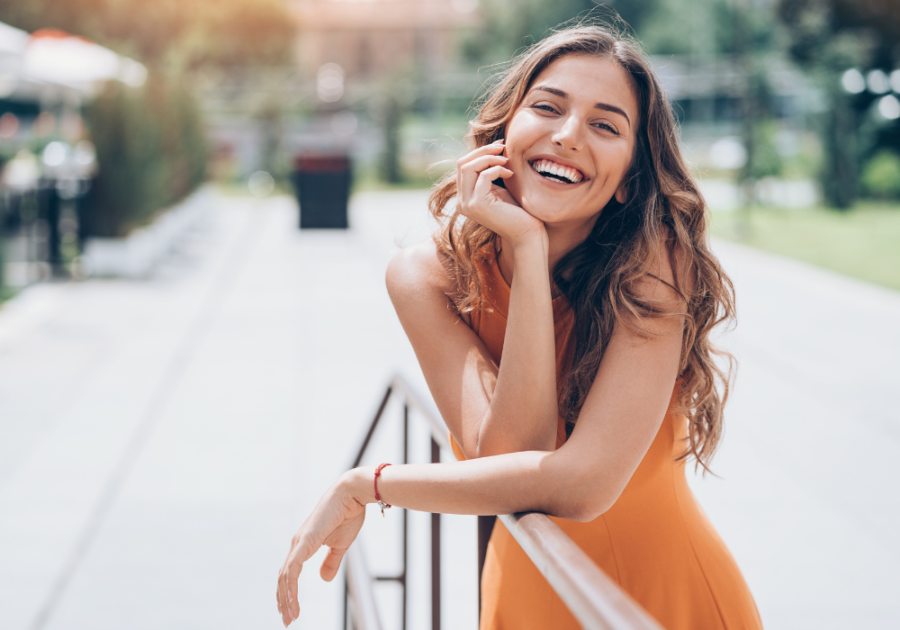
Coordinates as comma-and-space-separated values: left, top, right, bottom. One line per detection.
615, 185, 628, 204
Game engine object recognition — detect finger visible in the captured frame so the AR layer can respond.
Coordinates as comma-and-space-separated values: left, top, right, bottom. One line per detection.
460, 154, 509, 176
277, 569, 291, 626
465, 167, 514, 215
458, 155, 510, 207
279, 550, 303, 626
456, 141, 505, 169
320, 545, 349, 582
474, 165, 513, 191
456, 144, 506, 197
276, 572, 288, 626
287, 553, 304, 620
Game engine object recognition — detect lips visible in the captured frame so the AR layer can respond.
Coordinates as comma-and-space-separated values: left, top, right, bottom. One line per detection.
529, 158, 587, 184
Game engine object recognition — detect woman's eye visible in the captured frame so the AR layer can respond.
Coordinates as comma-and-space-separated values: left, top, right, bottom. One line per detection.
532, 104, 558, 114
594, 121, 619, 135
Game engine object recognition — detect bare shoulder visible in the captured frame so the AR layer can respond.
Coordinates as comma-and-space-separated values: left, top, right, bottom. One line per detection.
385, 239, 457, 304
618, 228, 692, 338
635, 226, 693, 302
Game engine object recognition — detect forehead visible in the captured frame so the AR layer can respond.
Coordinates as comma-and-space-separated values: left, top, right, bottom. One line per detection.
527, 54, 639, 123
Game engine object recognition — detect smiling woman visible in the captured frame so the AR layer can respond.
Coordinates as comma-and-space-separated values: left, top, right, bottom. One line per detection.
276, 22, 761, 630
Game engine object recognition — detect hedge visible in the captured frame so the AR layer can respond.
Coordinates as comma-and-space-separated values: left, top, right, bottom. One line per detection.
82, 75, 207, 238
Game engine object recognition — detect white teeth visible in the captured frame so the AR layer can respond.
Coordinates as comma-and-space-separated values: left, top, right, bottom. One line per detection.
531, 159, 583, 183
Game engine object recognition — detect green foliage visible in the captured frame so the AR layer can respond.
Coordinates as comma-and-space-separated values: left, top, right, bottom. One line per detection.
744, 119, 784, 180
462, 0, 783, 63
638, 0, 745, 55
460, 0, 659, 66
777, 0, 900, 209
83, 76, 207, 237
0, 0, 296, 71
861, 150, 900, 200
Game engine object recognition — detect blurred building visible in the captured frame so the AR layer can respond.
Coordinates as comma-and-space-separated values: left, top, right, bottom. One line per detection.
292, 0, 482, 79
649, 54, 822, 207
204, 0, 483, 183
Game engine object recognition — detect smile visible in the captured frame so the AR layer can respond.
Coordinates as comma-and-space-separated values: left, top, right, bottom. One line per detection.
529, 159, 586, 184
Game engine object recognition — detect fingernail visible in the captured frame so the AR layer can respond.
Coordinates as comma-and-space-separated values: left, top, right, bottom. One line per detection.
288, 591, 293, 602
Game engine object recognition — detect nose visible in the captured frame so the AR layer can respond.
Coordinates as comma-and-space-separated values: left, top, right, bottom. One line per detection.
551, 115, 583, 151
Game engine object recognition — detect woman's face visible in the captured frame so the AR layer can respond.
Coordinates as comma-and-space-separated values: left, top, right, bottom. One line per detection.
502, 54, 639, 231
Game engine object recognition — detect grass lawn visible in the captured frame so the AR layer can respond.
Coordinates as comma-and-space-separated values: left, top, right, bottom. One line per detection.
710, 202, 900, 292
0, 286, 17, 306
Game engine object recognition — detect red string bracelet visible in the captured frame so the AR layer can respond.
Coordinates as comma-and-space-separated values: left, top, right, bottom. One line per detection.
374, 463, 392, 517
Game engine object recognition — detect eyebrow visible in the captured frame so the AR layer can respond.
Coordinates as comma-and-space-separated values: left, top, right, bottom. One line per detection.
531, 85, 632, 128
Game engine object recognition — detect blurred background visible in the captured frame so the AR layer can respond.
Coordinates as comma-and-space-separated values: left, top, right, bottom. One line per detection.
0, 1, 898, 629
2, 0, 900, 287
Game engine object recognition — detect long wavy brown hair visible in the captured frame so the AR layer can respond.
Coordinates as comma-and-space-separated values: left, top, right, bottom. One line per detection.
428, 23, 735, 472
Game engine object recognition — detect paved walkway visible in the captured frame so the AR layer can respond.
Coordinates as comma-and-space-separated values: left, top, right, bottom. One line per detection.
0, 189, 897, 629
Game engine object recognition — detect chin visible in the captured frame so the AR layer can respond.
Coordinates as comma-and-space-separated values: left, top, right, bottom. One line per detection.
518, 194, 588, 226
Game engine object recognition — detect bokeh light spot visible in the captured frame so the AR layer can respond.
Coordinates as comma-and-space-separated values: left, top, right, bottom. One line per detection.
841, 69, 865, 94
248, 171, 276, 197
877, 94, 900, 120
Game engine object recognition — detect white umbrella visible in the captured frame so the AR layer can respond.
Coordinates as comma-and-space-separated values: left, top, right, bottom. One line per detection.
22, 29, 146, 92
0, 20, 29, 56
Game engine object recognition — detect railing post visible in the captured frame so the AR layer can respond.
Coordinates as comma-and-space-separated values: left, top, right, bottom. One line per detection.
430, 436, 441, 630
343, 571, 349, 630
401, 403, 409, 630
352, 386, 393, 469
477, 515, 495, 615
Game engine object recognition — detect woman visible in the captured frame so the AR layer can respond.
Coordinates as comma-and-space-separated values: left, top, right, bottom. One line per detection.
277, 24, 762, 630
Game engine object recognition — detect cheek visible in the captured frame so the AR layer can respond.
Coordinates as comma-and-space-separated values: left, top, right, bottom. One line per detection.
504, 113, 546, 157
597, 145, 634, 183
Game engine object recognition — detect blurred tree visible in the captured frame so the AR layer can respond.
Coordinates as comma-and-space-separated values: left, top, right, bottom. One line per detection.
777, 0, 900, 208
380, 95, 404, 184
461, 0, 660, 66
727, 0, 788, 203
861, 149, 900, 200
639, 0, 738, 56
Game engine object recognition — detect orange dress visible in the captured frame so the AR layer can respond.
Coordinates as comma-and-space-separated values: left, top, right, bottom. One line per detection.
449, 253, 762, 630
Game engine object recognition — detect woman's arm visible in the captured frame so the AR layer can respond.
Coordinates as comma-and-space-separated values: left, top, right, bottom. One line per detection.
369, 267, 685, 519
387, 141, 559, 458
388, 235, 558, 458
277, 259, 685, 625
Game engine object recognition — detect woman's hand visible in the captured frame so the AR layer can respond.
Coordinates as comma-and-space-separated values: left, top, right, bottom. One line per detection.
276, 471, 367, 627
456, 141, 546, 249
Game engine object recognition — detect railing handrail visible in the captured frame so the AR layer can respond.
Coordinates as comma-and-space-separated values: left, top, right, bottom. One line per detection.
345, 373, 665, 630
499, 512, 664, 630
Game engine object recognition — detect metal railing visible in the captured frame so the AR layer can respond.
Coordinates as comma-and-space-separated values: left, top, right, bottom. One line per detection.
344, 374, 664, 630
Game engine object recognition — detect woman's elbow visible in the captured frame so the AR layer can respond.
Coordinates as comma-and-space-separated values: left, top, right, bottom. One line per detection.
546, 466, 624, 522
474, 436, 555, 459
474, 421, 557, 459
568, 496, 616, 522
553, 492, 616, 522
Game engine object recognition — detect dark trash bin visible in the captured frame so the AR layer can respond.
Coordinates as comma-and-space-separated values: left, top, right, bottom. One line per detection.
290, 153, 352, 229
